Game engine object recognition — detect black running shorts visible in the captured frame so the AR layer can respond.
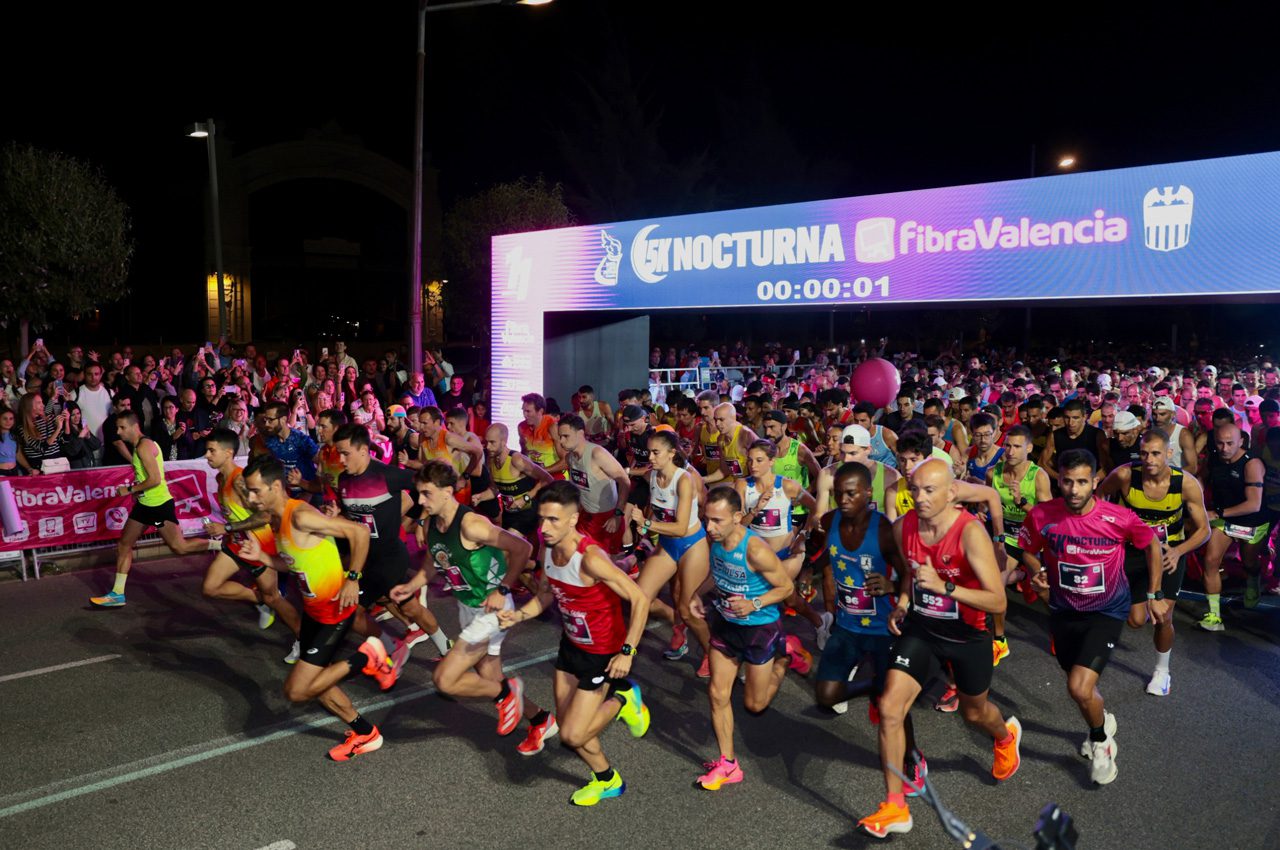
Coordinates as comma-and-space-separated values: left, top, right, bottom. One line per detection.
1048, 611, 1124, 675
888, 623, 993, 697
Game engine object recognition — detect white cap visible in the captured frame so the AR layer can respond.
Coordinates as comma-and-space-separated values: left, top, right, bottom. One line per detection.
841, 424, 872, 447
1152, 396, 1177, 412
1113, 410, 1142, 431
948, 387, 965, 401
1097, 373, 1112, 390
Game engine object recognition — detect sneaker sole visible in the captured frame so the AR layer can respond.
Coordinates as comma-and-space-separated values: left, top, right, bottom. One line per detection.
695, 775, 743, 791
517, 721, 559, 756
570, 783, 625, 806
858, 816, 913, 839
1092, 756, 1118, 785
329, 734, 383, 761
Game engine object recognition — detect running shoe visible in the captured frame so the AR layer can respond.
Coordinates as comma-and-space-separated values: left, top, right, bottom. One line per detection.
516, 713, 558, 756
256, 604, 276, 630
1197, 612, 1225, 632
89, 591, 126, 608
934, 685, 958, 713
1089, 737, 1119, 785
868, 700, 880, 726
284, 640, 301, 665
905, 755, 928, 798
1018, 576, 1039, 604
857, 800, 912, 838
496, 676, 525, 736
570, 771, 625, 806
664, 624, 689, 660
1079, 711, 1117, 758
1244, 577, 1261, 609
615, 681, 651, 738
327, 727, 383, 761
1146, 670, 1171, 697
696, 654, 711, 678
831, 700, 849, 715
356, 636, 399, 691
815, 611, 834, 651
390, 637, 411, 671
992, 716, 1022, 781
371, 603, 393, 622
992, 636, 1010, 667
695, 756, 744, 790
784, 635, 812, 676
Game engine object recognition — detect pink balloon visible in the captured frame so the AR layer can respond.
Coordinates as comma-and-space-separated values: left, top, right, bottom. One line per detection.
851, 358, 902, 409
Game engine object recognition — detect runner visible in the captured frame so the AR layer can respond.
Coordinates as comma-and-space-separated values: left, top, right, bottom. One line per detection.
558, 414, 632, 556
1097, 429, 1210, 694
1106, 410, 1144, 471
964, 413, 1004, 484
1019, 448, 1167, 785
694, 486, 796, 791
1198, 423, 1269, 629
89, 411, 221, 607
859, 459, 1020, 839
518, 392, 561, 471
392, 461, 550, 746
852, 402, 898, 469
418, 406, 483, 503
615, 405, 655, 482
1152, 396, 1197, 474
332, 424, 451, 662
813, 424, 901, 522
576, 385, 614, 447
1041, 399, 1111, 487
703, 403, 759, 484
927, 397, 970, 458
236, 455, 396, 761
385, 405, 421, 470
762, 410, 822, 527
498, 481, 652, 805
486, 423, 556, 544
199, 429, 302, 660
985, 425, 1051, 665
695, 390, 723, 477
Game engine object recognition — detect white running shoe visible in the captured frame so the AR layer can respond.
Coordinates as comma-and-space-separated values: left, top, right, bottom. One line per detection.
1080, 711, 1118, 758
284, 640, 301, 665
1146, 670, 1171, 697
831, 700, 849, 715
816, 611, 834, 651
256, 604, 275, 630
1089, 738, 1119, 785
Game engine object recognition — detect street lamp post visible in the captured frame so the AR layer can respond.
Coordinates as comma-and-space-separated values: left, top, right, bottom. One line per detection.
188, 120, 229, 342
409, 0, 553, 375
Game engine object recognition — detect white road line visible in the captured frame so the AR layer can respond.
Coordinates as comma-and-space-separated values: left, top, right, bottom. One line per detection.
253, 841, 296, 850
0, 654, 121, 684
0, 646, 562, 821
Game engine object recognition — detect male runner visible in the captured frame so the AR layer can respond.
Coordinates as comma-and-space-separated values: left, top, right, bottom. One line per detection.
200, 429, 302, 660
1020, 449, 1166, 785
237, 455, 396, 761
813, 424, 901, 523
763, 410, 821, 525
615, 404, 655, 481
486, 423, 556, 543
1152, 396, 1197, 474
385, 405, 421, 470
694, 486, 796, 791
332, 424, 451, 661
558, 415, 632, 555
518, 392, 561, 470
1097, 429, 1209, 693
1107, 410, 1144, 471
924, 397, 969, 457
90, 411, 220, 607
393, 461, 549, 746
965, 412, 1004, 484
1198, 423, 1269, 628
852, 402, 898, 469
576, 385, 614, 447
418, 406, 483, 501
1041, 399, 1111, 487
498, 482, 652, 805
695, 390, 723, 476
703, 403, 759, 484
859, 459, 1020, 839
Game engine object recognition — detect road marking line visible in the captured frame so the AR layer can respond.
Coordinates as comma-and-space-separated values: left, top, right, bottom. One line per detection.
254, 842, 296, 850
0, 654, 121, 684
0, 646, 562, 821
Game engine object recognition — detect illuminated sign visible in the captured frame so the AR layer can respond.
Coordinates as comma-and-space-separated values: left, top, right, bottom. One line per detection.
492, 150, 1280, 422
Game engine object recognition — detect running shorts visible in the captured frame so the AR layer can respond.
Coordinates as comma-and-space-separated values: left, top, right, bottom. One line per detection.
129, 499, 178, 528
709, 610, 785, 666
888, 623, 993, 697
298, 610, 355, 668
1048, 610, 1124, 675
555, 637, 624, 691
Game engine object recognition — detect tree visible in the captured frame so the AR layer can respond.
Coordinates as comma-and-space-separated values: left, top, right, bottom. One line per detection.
0, 143, 134, 350
442, 176, 574, 341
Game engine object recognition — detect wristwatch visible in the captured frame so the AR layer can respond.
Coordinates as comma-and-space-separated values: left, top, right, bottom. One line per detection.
1147, 590, 1165, 601
943, 581, 956, 596
750, 597, 763, 611
495, 584, 512, 596
619, 644, 635, 656
344, 570, 361, 581
614, 507, 625, 517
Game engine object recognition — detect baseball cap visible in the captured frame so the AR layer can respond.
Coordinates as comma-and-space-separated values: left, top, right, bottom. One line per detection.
841, 424, 871, 447
1113, 411, 1141, 431
653, 423, 675, 434
1146, 366, 1162, 378
387, 404, 407, 418
763, 410, 788, 426
948, 387, 965, 401
1152, 397, 1176, 412
621, 404, 646, 423
1096, 373, 1112, 390
1245, 395, 1264, 408
932, 376, 947, 387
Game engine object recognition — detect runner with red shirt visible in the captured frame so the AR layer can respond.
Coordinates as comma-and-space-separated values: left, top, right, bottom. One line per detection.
1020, 448, 1166, 786
859, 458, 1020, 840
499, 481, 652, 806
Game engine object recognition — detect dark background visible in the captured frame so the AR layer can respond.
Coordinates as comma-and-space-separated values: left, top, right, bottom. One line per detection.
2, 2, 1278, 355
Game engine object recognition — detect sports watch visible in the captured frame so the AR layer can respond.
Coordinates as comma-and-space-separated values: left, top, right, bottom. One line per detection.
1147, 590, 1165, 601
944, 581, 956, 596
496, 584, 512, 596
344, 570, 361, 581
619, 644, 635, 656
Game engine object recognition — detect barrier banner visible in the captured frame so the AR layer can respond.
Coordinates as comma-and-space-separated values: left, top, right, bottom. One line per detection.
0, 460, 221, 552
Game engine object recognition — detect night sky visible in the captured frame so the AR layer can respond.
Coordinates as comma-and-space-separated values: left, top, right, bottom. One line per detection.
3, 2, 1278, 349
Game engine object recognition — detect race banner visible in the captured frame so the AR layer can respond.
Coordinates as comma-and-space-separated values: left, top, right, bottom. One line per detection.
0, 460, 222, 552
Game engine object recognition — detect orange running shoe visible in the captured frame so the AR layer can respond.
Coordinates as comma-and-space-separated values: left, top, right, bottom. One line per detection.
495, 676, 525, 736
992, 637, 1010, 667
356, 636, 400, 691
857, 800, 913, 838
992, 716, 1022, 781
328, 727, 383, 761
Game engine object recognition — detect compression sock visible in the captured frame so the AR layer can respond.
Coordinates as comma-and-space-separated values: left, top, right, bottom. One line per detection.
593, 767, 616, 783
1154, 650, 1171, 674
429, 628, 450, 653
113, 573, 128, 595
1207, 593, 1221, 617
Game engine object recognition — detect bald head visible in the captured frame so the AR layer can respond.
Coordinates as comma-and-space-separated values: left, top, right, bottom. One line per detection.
1214, 421, 1245, 460
713, 402, 739, 436
485, 423, 510, 455
914, 457, 954, 487
907, 458, 957, 521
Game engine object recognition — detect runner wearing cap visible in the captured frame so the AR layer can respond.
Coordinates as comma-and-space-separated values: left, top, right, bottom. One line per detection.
384, 404, 420, 470
616, 404, 655, 483
852, 402, 898, 469
1152, 396, 1196, 474
1107, 410, 1144, 471
814, 425, 901, 523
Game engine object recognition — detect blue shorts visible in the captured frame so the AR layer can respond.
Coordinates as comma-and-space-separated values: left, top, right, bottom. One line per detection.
816, 625, 893, 694
709, 610, 785, 666
659, 527, 706, 562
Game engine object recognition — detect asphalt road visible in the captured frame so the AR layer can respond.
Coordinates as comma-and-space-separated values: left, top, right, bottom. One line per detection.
1, 554, 1278, 850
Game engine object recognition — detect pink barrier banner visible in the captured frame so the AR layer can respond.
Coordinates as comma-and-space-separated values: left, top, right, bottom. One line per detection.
0, 460, 221, 552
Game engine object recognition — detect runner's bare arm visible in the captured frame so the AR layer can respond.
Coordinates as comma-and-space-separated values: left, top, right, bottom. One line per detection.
1095, 464, 1131, 502
784, 477, 818, 514
954, 481, 1004, 536
595, 444, 632, 509
581, 545, 650, 675
462, 512, 532, 589
799, 444, 822, 494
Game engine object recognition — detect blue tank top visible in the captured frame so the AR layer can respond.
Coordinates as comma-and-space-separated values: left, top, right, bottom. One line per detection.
710, 528, 779, 626
869, 426, 896, 469
826, 510, 893, 634
967, 446, 1004, 482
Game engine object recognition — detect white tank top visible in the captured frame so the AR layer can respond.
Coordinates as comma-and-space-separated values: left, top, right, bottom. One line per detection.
1167, 422, 1185, 469
568, 445, 618, 514
648, 466, 700, 537
744, 474, 793, 539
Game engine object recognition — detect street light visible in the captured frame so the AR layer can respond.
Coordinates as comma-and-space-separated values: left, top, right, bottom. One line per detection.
409, 0, 553, 375
1057, 155, 1077, 169
187, 119, 228, 341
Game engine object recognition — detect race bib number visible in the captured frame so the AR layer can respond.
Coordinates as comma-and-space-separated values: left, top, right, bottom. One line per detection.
1224, 523, 1257, 541
353, 513, 379, 539
752, 507, 783, 529
912, 580, 958, 619
562, 610, 594, 645
294, 570, 315, 598
653, 505, 676, 523
724, 458, 743, 477
836, 581, 876, 616
440, 563, 473, 593
1058, 561, 1105, 595
1151, 523, 1168, 543
569, 467, 590, 490
704, 443, 721, 460
715, 590, 750, 623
